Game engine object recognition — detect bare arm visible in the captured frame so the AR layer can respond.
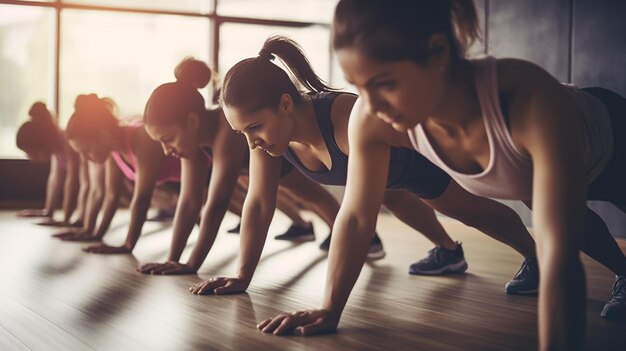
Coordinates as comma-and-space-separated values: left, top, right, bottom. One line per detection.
44, 155, 64, 217
185, 129, 247, 271
257, 98, 391, 335
61, 150, 81, 223
505, 60, 588, 351
92, 158, 123, 239
189, 139, 281, 294
83, 161, 106, 233
74, 154, 91, 224
122, 130, 164, 251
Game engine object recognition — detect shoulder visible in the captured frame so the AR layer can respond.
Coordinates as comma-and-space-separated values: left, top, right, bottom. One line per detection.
329, 93, 358, 118
349, 97, 411, 148
133, 125, 163, 162
494, 58, 584, 151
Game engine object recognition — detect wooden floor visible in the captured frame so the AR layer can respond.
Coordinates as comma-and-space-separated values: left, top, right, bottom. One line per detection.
1, 209, 625, 351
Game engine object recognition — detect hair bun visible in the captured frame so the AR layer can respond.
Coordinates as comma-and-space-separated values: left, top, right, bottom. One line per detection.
74, 93, 102, 111
28, 102, 55, 126
174, 57, 212, 89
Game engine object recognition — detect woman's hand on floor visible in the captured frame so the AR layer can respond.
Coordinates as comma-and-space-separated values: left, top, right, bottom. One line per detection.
137, 261, 197, 275
82, 243, 131, 254
17, 209, 50, 218
36, 219, 69, 227
257, 309, 339, 336
53, 230, 99, 241
189, 277, 249, 295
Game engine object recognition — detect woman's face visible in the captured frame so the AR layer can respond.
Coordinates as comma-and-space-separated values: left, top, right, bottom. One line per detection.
68, 135, 111, 163
336, 47, 446, 131
222, 99, 293, 157
145, 117, 198, 159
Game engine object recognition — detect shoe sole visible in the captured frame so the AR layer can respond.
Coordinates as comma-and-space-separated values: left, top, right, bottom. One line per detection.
367, 250, 386, 260
505, 287, 539, 295
275, 234, 316, 242
408, 260, 468, 275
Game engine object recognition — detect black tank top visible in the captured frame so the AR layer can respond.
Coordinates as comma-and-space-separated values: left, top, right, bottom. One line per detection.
282, 92, 451, 198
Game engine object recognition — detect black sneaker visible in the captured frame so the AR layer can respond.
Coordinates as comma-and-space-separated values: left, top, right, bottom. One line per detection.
601, 275, 626, 321
227, 222, 241, 234
319, 232, 386, 260
319, 233, 332, 251
505, 257, 539, 295
408, 242, 468, 275
274, 222, 315, 242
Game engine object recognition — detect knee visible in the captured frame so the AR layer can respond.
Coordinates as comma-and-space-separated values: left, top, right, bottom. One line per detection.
382, 191, 403, 211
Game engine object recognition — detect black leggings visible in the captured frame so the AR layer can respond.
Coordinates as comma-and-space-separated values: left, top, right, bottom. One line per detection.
584, 87, 626, 206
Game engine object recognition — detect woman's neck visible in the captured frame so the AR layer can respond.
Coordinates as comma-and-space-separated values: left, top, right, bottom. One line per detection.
198, 108, 219, 147
427, 61, 482, 136
290, 98, 323, 148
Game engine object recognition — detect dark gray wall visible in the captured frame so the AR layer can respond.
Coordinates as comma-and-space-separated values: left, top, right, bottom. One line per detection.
482, 0, 626, 238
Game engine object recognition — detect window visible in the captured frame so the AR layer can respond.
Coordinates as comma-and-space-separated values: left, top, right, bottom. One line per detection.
63, 0, 213, 14
0, 5, 55, 159
0, 0, 336, 159
218, 0, 338, 23
60, 10, 210, 122
219, 23, 330, 84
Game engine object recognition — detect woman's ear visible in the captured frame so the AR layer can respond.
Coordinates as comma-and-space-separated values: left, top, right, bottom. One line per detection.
427, 33, 451, 72
279, 93, 294, 115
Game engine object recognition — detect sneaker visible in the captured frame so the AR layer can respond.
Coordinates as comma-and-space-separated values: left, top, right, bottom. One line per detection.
319, 232, 386, 260
367, 234, 386, 260
227, 222, 241, 234
274, 222, 315, 242
146, 208, 175, 222
505, 257, 539, 295
319, 233, 332, 251
601, 275, 626, 321
408, 242, 468, 275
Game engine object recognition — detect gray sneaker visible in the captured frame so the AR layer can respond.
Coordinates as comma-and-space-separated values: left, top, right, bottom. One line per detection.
601, 275, 626, 321
409, 242, 468, 275
505, 257, 539, 295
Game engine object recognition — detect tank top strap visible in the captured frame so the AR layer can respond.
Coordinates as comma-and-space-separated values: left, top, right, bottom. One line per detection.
311, 92, 346, 163
473, 57, 530, 161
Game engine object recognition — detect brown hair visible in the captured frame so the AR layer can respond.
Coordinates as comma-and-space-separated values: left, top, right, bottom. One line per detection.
332, 0, 481, 66
220, 35, 335, 113
144, 57, 217, 126
66, 94, 118, 141
16, 102, 61, 153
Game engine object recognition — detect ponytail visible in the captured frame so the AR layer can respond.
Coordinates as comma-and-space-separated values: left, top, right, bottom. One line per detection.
221, 35, 334, 113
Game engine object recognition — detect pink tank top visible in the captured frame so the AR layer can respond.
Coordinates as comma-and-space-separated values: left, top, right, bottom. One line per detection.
408, 56, 612, 201
110, 121, 181, 185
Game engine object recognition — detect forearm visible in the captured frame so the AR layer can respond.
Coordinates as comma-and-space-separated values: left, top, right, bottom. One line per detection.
62, 177, 79, 223
94, 195, 120, 238
538, 248, 586, 351
186, 203, 230, 270
322, 213, 374, 318
44, 173, 63, 216
75, 182, 90, 222
123, 195, 152, 250
167, 201, 202, 262
235, 202, 275, 283
83, 188, 104, 232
